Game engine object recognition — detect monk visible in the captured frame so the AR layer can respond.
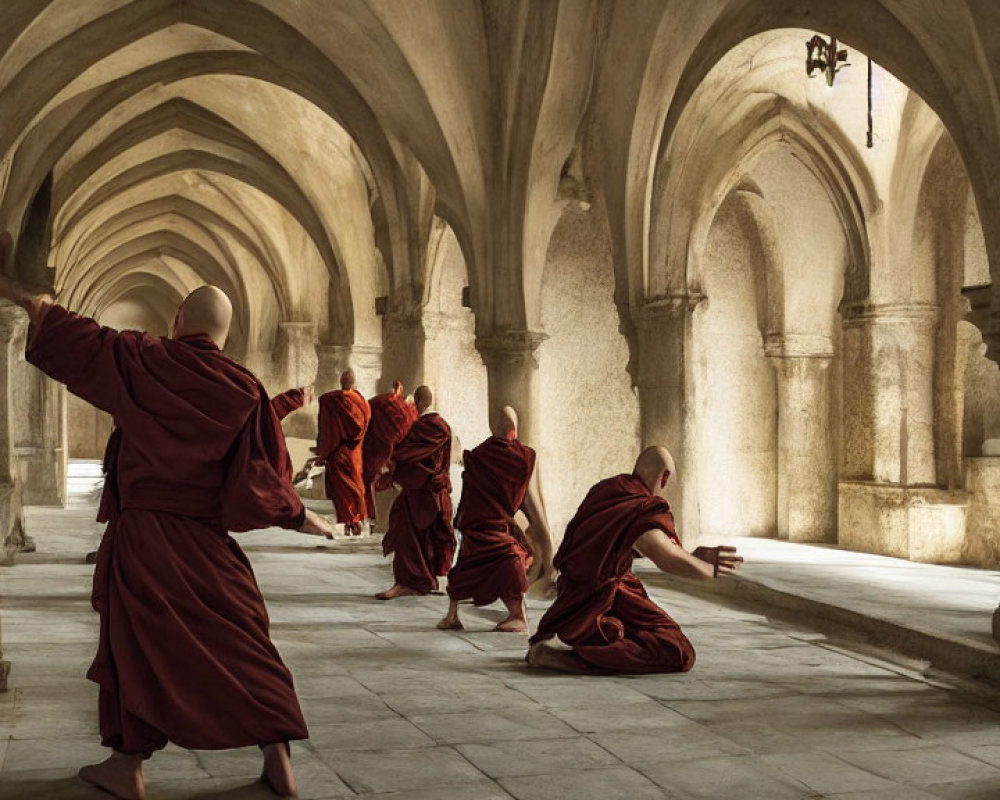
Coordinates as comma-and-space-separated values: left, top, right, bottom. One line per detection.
0, 232, 335, 800
438, 406, 552, 632
316, 371, 371, 535
376, 385, 455, 599
526, 446, 742, 675
362, 380, 418, 523
272, 385, 314, 421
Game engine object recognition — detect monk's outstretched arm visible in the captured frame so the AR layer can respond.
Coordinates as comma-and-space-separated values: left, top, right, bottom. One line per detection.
521, 471, 554, 567
635, 529, 742, 580
272, 386, 312, 421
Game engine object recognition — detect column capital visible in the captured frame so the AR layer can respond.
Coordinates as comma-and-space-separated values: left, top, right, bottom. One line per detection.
476, 329, 549, 368
0, 301, 27, 341
763, 333, 835, 360
634, 293, 706, 329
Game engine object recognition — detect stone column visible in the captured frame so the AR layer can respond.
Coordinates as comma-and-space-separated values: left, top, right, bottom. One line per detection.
476, 330, 548, 449
18, 374, 66, 507
351, 344, 383, 398
315, 343, 352, 396
379, 312, 425, 395
840, 302, 938, 484
274, 321, 318, 439
0, 304, 27, 567
765, 334, 835, 543
632, 294, 704, 541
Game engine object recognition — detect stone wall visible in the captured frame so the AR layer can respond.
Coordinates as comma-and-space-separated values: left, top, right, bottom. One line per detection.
538, 205, 639, 539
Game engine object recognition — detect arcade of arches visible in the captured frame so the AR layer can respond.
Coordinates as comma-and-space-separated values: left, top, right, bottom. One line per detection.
4, 4, 1000, 659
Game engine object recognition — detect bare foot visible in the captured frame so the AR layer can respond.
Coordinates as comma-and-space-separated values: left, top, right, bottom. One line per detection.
78, 752, 145, 800
260, 742, 297, 799
375, 584, 422, 600
437, 615, 463, 630
525, 641, 590, 673
494, 616, 529, 633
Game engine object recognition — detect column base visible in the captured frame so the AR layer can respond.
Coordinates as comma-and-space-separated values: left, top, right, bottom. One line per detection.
838, 481, 967, 563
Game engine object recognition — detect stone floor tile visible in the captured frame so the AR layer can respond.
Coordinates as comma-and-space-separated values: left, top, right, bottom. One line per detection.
819, 788, 939, 800
500, 766, 675, 800
507, 677, 652, 707
591, 728, 750, 766
548, 700, 695, 735
927, 776, 1000, 799
306, 717, 436, 750
641, 754, 813, 799
761, 751, 898, 795
835, 744, 1000, 786
326, 746, 485, 794
346, 779, 514, 800
457, 736, 622, 778
1, 736, 107, 774
409, 707, 579, 744
300, 693, 400, 725
0, 770, 106, 800
379, 686, 538, 716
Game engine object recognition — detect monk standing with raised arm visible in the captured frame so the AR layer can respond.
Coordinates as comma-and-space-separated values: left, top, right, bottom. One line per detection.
376, 385, 455, 600
527, 446, 742, 675
316, 371, 371, 535
0, 232, 334, 800
271, 385, 314, 421
362, 380, 418, 525
438, 406, 553, 633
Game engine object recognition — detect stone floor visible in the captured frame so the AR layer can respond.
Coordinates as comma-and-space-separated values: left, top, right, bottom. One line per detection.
3, 503, 1000, 799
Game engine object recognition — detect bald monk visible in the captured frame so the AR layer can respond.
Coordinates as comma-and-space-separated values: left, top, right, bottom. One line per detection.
316, 371, 371, 535
526, 446, 742, 675
438, 406, 552, 632
362, 380, 418, 523
376, 385, 455, 599
272, 385, 315, 421
0, 233, 334, 800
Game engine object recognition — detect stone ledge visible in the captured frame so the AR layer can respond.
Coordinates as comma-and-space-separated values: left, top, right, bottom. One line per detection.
648, 552, 1000, 690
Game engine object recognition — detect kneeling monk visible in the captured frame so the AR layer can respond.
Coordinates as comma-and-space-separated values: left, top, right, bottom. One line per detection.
527, 446, 742, 675
438, 406, 552, 632
317, 370, 371, 535
376, 385, 455, 599
0, 232, 334, 800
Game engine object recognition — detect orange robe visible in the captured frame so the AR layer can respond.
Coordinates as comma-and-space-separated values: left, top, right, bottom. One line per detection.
362, 392, 418, 518
529, 473, 696, 675
26, 304, 308, 757
447, 435, 535, 605
317, 389, 371, 527
382, 413, 455, 593
271, 387, 306, 421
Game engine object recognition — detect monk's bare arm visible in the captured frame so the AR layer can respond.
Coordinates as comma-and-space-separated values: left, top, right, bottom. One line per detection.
520, 472, 553, 565
634, 529, 743, 581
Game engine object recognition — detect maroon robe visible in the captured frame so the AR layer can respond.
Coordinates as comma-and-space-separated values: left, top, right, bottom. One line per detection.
271, 387, 306, 421
26, 304, 309, 756
447, 435, 536, 605
381, 412, 454, 592
362, 392, 418, 518
317, 389, 371, 526
529, 473, 696, 675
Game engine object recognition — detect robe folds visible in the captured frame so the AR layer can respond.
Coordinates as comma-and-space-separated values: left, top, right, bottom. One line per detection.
362, 392, 418, 518
26, 304, 308, 757
381, 413, 455, 593
271, 387, 307, 421
447, 436, 536, 606
317, 389, 371, 526
529, 473, 696, 675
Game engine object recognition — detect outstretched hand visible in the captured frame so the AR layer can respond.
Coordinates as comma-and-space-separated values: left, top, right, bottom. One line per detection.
302, 385, 315, 405
298, 507, 336, 539
692, 545, 743, 577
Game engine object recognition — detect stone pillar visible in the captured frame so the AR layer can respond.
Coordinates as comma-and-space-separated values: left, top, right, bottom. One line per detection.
351, 344, 383, 398
0, 304, 27, 568
632, 294, 704, 542
476, 330, 547, 449
274, 322, 318, 439
379, 312, 425, 395
17, 374, 66, 507
840, 303, 938, 484
315, 343, 352, 396
765, 335, 835, 543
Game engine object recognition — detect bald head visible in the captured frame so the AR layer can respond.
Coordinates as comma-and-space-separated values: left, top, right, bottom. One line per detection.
414, 385, 433, 413
172, 286, 232, 348
491, 405, 518, 439
340, 369, 356, 390
633, 446, 676, 494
